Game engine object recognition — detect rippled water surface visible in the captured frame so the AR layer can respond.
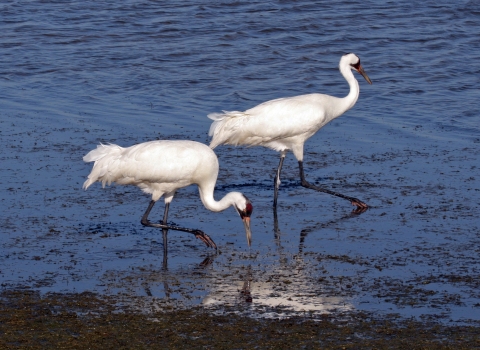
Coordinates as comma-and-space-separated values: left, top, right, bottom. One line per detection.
1, 0, 479, 324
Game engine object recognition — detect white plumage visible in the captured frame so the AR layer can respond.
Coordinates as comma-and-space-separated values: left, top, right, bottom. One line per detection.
209, 94, 341, 157
83, 140, 253, 249
208, 53, 372, 211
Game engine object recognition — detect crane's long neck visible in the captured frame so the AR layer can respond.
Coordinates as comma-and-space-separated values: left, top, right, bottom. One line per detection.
334, 65, 360, 117
198, 183, 236, 213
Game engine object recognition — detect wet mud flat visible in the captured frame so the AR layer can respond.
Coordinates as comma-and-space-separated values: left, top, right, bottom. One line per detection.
1, 113, 480, 347
1, 290, 479, 349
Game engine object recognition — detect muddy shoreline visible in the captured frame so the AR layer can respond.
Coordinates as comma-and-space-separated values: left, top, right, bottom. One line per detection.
1, 290, 479, 349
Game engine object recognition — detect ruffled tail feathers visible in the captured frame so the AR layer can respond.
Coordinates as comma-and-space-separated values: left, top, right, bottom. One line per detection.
207, 111, 234, 137
207, 111, 249, 148
207, 112, 227, 121
83, 143, 123, 162
83, 143, 123, 190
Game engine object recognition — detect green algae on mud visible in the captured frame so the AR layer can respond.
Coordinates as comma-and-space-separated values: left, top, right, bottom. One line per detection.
0, 290, 479, 349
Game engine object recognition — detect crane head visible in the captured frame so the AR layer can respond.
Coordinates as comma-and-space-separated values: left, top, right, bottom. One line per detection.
341, 53, 372, 85
348, 55, 372, 85
235, 195, 253, 247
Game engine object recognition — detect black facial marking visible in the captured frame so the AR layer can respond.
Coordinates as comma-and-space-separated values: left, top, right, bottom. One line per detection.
350, 59, 361, 70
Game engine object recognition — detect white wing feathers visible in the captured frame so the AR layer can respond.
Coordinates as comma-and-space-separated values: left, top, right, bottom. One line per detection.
207, 95, 330, 151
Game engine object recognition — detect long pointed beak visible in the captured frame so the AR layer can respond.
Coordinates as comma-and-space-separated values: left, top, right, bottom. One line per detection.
242, 217, 252, 247
358, 65, 372, 85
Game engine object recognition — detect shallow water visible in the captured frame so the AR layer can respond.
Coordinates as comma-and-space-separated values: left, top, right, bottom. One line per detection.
1, 0, 479, 325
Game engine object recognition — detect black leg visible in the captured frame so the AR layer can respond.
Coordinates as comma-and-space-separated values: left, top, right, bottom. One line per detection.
141, 200, 156, 225
141, 200, 217, 249
162, 203, 169, 257
162, 202, 170, 225
298, 161, 368, 212
273, 152, 286, 208
162, 249, 168, 270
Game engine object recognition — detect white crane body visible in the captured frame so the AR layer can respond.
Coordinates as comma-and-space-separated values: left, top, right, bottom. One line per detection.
209, 93, 352, 161
83, 140, 253, 249
208, 53, 371, 211
84, 140, 218, 204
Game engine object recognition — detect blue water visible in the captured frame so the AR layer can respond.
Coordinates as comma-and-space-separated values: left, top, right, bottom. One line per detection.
1, 0, 479, 324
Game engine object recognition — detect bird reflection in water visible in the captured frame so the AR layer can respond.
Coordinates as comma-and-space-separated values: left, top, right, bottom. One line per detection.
273, 207, 367, 253
202, 214, 358, 315
140, 241, 217, 305
202, 263, 353, 316
239, 265, 253, 303
208, 210, 363, 312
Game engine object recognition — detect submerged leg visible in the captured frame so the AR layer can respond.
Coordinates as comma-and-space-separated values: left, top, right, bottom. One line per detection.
273, 207, 280, 241
141, 200, 217, 249
273, 151, 287, 208
298, 161, 368, 213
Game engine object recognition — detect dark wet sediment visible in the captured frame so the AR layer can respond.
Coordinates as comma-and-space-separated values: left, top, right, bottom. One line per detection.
1, 290, 479, 349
